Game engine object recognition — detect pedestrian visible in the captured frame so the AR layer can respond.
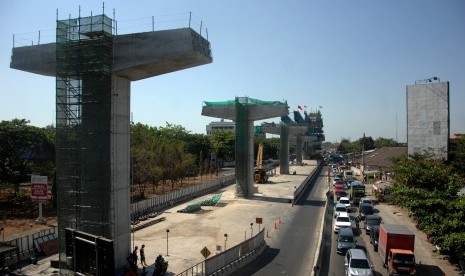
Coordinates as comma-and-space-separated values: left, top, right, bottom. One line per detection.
132, 246, 139, 268
355, 215, 360, 229
140, 244, 147, 267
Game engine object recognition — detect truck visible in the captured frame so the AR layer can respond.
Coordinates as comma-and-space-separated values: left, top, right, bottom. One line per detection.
379, 224, 416, 275
349, 182, 365, 205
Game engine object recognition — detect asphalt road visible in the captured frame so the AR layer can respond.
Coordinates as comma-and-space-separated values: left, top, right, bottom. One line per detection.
231, 168, 328, 275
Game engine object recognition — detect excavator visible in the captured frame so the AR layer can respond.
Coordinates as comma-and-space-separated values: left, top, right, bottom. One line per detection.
254, 143, 268, 183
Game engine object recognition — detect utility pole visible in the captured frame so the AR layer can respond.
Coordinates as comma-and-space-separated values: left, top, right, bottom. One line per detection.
361, 133, 365, 182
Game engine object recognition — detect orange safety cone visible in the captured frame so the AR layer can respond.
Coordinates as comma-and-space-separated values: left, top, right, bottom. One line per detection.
274, 222, 278, 229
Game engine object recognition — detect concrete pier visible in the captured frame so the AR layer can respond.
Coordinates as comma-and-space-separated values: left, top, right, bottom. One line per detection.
11, 17, 212, 268
202, 97, 288, 197
261, 123, 307, 174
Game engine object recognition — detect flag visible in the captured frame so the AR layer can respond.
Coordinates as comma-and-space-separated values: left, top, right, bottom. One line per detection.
304, 105, 307, 109
318, 105, 323, 109
298, 105, 302, 111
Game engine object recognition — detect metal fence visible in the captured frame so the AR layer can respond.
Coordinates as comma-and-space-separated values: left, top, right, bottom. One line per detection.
177, 228, 266, 276
131, 175, 235, 220
3, 227, 58, 266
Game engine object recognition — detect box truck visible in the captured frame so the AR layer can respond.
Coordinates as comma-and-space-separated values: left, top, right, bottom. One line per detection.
379, 224, 416, 275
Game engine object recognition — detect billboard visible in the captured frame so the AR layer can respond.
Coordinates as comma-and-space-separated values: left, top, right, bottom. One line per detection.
31, 175, 48, 202
406, 81, 449, 160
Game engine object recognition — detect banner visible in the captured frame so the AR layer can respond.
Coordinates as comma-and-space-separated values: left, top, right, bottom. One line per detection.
31, 175, 48, 203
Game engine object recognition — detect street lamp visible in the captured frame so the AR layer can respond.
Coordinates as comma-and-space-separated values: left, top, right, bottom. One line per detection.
250, 223, 253, 238
224, 233, 228, 250
166, 229, 170, 256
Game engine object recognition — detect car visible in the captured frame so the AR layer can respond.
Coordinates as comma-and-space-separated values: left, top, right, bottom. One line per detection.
337, 227, 356, 254
334, 212, 351, 233
358, 203, 374, 220
369, 225, 380, 252
335, 190, 348, 201
344, 249, 374, 276
339, 197, 351, 208
359, 197, 374, 207
364, 214, 381, 234
333, 178, 344, 185
346, 179, 355, 188
334, 203, 348, 218
334, 182, 346, 190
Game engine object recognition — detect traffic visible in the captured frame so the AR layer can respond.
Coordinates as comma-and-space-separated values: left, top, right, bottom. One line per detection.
327, 163, 417, 276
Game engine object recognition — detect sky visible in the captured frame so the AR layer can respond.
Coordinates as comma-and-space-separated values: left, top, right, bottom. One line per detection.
1, 0, 464, 143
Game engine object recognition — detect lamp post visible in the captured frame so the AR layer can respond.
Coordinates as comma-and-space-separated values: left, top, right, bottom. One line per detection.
224, 233, 228, 250
166, 229, 170, 256
250, 223, 253, 238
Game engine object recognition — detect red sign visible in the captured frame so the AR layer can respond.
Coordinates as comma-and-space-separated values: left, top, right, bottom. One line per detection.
31, 175, 48, 202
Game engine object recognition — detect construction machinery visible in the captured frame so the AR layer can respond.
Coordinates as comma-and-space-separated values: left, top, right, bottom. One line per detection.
254, 143, 268, 183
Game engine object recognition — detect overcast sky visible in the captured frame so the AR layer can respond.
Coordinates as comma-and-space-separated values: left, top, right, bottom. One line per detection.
1, 0, 464, 142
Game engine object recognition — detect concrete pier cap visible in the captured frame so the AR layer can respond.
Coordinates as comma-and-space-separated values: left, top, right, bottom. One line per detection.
201, 97, 288, 198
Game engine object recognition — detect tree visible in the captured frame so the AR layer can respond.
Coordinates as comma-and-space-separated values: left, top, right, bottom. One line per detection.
357, 135, 375, 151
391, 153, 465, 261
449, 136, 465, 177
374, 137, 400, 148
0, 119, 55, 196
210, 131, 235, 161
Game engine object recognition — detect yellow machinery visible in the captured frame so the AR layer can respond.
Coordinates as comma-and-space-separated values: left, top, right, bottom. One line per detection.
254, 143, 268, 183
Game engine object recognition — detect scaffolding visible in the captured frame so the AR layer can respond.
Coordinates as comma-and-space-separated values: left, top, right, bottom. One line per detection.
55, 14, 113, 266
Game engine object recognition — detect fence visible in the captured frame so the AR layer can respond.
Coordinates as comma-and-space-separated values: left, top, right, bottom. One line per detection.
3, 227, 58, 266
131, 175, 235, 220
13, 12, 209, 48
177, 228, 266, 276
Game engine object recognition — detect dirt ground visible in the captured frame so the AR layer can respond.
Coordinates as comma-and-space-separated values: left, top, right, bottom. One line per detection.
0, 174, 220, 241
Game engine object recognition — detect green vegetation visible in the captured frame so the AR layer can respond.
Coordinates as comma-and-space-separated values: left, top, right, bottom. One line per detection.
336, 136, 402, 154
391, 153, 465, 261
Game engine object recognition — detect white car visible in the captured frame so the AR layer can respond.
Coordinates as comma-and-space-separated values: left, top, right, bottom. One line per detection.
334, 212, 351, 233
339, 197, 351, 208
359, 197, 373, 207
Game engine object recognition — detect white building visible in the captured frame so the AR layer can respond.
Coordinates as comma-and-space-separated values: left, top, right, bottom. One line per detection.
206, 119, 235, 135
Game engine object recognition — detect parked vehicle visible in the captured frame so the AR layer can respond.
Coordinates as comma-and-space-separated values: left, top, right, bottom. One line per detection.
344, 249, 374, 276
350, 182, 366, 205
334, 212, 351, 233
359, 203, 374, 220
364, 214, 381, 234
370, 225, 380, 252
379, 224, 416, 275
337, 227, 356, 254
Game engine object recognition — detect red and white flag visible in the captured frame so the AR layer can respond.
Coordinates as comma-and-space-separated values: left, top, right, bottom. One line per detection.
298, 105, 303, 111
